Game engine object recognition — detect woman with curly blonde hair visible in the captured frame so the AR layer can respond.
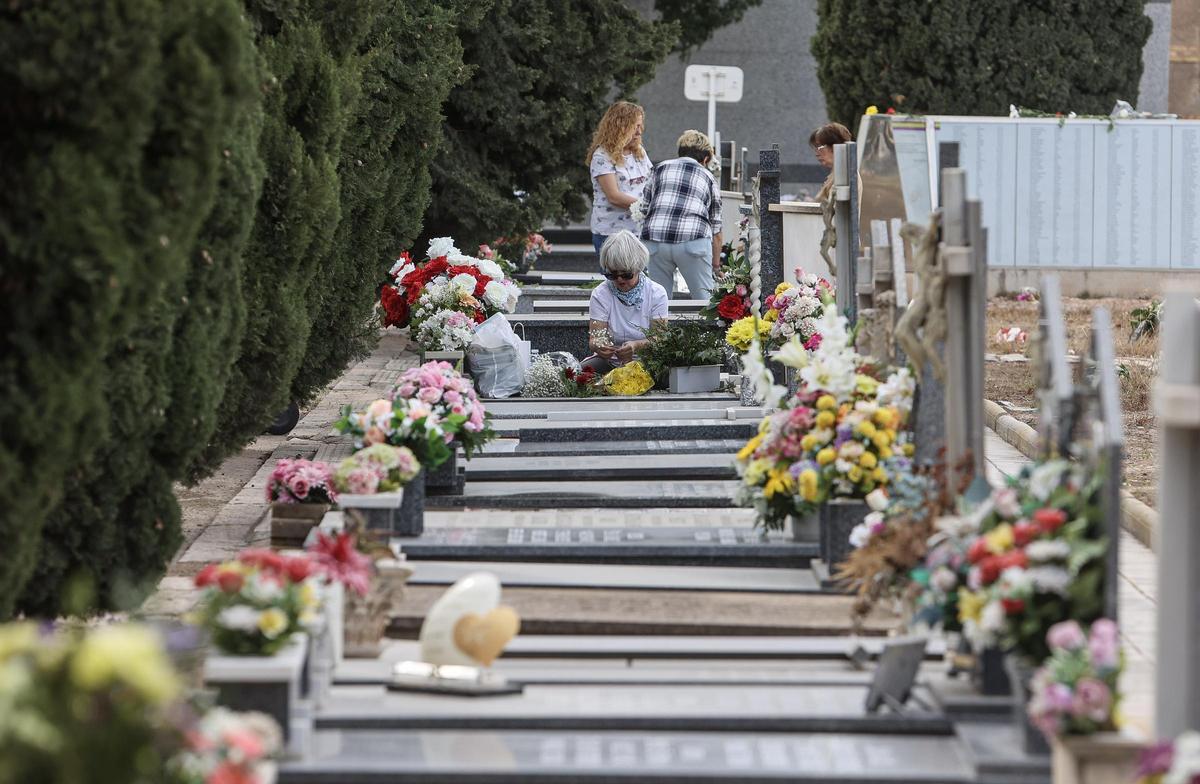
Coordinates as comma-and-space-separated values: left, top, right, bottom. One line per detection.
586, 101, 652, 258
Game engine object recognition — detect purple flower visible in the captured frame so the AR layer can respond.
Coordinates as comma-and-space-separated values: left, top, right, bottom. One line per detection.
1071, 678, 1112, 723
1088, 619, 1121, 670
833, 424, 853, 447
1136, 741, 1175, 777
1044, 682, 1075, 713
1046, 620, 1087, 652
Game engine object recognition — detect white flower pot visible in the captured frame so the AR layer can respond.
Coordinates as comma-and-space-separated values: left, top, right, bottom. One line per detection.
668, 364, 721, 394
337, 490, 404, 535
203, 633, 309, 742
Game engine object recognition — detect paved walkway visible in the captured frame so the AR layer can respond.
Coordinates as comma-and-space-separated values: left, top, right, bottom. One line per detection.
983, 428, 1158, 736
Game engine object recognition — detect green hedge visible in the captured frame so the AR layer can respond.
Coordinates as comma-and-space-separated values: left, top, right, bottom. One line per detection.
9, 0, 266, 616
289, 0, 477, 404
812, 0, 1152, 130
420, 0, 673, 249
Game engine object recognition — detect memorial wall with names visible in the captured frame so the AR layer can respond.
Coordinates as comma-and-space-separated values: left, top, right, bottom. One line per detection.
888, 117, 1200, 270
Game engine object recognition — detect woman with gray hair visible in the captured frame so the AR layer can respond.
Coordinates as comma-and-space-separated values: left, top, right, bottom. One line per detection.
583, 230, 669, 373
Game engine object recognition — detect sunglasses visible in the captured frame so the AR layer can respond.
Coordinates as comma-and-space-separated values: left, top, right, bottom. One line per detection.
604, 271, 637, 281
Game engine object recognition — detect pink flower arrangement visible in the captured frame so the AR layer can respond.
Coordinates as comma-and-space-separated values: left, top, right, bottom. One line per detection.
265, 459, 337, 504
177, 707, 282, 784
388, 360, 490, 444
1027, 618, 1123, 740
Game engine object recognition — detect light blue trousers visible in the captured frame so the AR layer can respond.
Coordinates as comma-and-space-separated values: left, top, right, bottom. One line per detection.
645, 237, 715, 301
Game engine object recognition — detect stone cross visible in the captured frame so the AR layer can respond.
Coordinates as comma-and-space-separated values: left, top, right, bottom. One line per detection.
1155, 292, 1200, 736
756, 145, 783, 313
853, 220, 901, 363
1034, 274, 1124, 622
832, 141, 860, 323
939, 166, 986, 492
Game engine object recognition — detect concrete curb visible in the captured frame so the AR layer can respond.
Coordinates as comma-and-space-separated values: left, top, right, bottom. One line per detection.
983, 399, 1157, 551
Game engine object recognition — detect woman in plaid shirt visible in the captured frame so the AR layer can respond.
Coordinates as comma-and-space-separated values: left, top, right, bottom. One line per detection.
635, 130, 723, 301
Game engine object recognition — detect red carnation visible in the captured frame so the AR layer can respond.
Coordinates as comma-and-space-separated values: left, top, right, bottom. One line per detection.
967, 538, 990, 564
380, 285, 410, 328
1033, 507, 1068, 533
238, 548, 285, 575
978, 555, 1003, 585
1001, 597, 1026, 614
717, 293, 748, 321
216, 569, 244, 594
195, 563, 219, 588
1013, 521, 1038, 547
424, 256, 449, 277
1000, 549, 1028, 570
565, 368, 577, 381
284, 556, 317, 584
472, 309, 486, 324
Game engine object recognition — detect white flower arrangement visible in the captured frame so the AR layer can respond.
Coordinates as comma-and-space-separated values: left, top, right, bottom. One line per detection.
521, 357, 570, 397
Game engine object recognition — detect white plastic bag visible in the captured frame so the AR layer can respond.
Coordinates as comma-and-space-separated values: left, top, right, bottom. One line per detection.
467, 314, 529, 398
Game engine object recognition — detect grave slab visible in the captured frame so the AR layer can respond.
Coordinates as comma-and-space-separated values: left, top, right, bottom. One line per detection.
314, 682, 952, 734
533, 299, 708, 314
279, 729, 975, 783
423, 480, 739, 509
396, 524, 809, 565
483, 394, 737, 411
387, 589, 895, 638
463, 453, 737, 481
474, 439, 746, 458
508, 419, 757, 443
402, 560, 818, 592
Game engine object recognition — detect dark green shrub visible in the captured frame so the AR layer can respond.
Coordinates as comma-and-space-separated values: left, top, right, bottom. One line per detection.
289, 0, 479, 405
812, 0, 1151, 130
638, 319, 727, 383
10, 0, 266, 616
419, 0, 675, 249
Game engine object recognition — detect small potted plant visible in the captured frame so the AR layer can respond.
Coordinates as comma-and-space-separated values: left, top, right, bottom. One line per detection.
639, 319, 726, 394
1027, 619, 1135, 784
265, 459, 337, 548
195, 549, 324, 739
332, 444, 421, 537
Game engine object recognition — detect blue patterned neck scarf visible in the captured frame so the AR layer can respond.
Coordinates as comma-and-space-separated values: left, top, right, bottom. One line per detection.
609, 276, 645, 308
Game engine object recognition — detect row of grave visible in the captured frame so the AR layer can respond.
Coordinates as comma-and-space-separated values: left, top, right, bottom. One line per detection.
276, 181, 1069, 784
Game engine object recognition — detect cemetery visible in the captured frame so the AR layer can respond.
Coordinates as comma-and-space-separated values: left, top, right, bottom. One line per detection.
3, 2, 1200, 783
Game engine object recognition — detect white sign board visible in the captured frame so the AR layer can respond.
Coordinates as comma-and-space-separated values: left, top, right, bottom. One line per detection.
684, 65, 744, 102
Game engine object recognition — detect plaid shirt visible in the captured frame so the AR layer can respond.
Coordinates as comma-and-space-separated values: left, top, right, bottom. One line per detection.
637, 157, 722, 244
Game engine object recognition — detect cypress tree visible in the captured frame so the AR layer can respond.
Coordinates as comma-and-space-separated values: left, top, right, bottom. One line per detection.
419, 0, 675, 249
289, 0, 481, 404
812, 0, 1152, 131
10, 0, 266, 615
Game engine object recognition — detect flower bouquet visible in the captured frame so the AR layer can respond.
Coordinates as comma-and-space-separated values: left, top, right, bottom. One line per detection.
332, 444, 421, 534
762, 273, 833, 349
487, 232, 552, 274
700, 248, 753, 324
309, 531, 411, 658
192, 550, 323, 656
734, 308, 915, 532
602, 360, 655, 396
1027, 619, 1122, 740
913, 459, 1108, 664
265, 458, 338, 547
173, 707, 281, 784
379, 237, 521, 350
0, 622, 186, 784
336, 361, 495, 471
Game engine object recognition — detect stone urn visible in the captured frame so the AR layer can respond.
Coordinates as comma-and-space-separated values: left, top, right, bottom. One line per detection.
269, 502, 329, 548
343, 559, 414, 658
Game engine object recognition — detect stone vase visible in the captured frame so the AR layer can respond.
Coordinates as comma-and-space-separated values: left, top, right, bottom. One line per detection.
204, 633, 309, 742
789, 510, 819, 543
1050, 733, 1142, 784
343, 559, 414, 658
974, 645, 1012, 696
425, 450, 464, 496
270, 503, 329, 548
819, 498, 868, 571
396, 471, 425, 537
337, 491, 404, 537
1005, 654, 1051, 757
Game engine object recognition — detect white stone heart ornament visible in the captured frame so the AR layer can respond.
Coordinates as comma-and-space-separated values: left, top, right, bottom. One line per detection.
419, 572, 504, 666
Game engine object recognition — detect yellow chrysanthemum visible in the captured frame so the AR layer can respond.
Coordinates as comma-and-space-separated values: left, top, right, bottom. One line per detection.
859, 452, 877, 469
764, 308, 779, 323
258, 608, 289, 640
873, 408, 895, 429
855, 420, 877, 439
872, 466, 888, 483
744, 459, 770, 485
603, 361, 655, 396
71, 625, 180, 705
815, 410, 835, 430
725, 317, 757, 351
799, 469, 820, 501
816, 447, 836, 466
763, 468, 794, 499
878, 445, 894, 460
958, 589, 987, 624
902, 443, 915, 457
800, 433, 819, 451
855, 374, 878, 395
872, 431, 891, 451
737, 434, 764, 461
816, 395, 836, 411
865, 105, 879, 115
847, 465, 864, 483
774, 282, 793, 295
985, 523, 1015, 554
